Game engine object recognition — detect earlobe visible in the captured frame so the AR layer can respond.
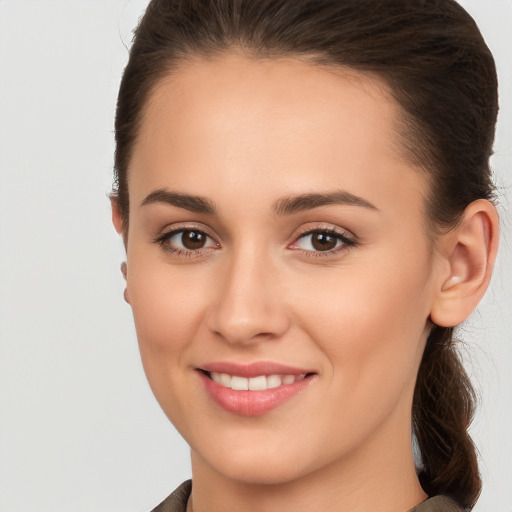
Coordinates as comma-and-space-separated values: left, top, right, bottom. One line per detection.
111, 197, 124, 235
430, 199, 499, 327
120, 261, 131, 304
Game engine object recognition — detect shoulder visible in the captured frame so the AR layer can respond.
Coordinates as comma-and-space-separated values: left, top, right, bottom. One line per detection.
408, 496, 464, 512
149, 480, 192, 512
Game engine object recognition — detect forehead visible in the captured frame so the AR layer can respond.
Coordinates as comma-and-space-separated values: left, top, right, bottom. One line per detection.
136, 53, 401, 159
129, 53, 426, 216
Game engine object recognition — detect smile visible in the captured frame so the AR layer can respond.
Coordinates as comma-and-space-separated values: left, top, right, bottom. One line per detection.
208, 372, 307, 390
197, 363, 316, 416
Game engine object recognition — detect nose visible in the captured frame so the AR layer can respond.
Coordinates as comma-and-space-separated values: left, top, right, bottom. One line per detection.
206, 248, 290, 346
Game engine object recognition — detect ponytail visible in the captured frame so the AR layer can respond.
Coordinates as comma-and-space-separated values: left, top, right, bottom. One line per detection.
413, 326, 481, 510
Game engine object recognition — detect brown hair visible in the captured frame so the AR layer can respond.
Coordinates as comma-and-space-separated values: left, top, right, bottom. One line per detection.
113, 1, 498, 509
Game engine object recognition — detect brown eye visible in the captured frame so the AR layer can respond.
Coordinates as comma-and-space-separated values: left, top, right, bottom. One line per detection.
156, 227, 218, 254
310, 232, 337, 251
290, 228, 356, 256
181, 230, 207, 250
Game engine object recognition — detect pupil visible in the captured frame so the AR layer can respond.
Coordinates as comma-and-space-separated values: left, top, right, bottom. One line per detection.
182, 230, 206, 250
312, 233, 336, 251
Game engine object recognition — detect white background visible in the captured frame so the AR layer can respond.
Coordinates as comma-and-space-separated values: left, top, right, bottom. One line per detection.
0, 1, 510, 511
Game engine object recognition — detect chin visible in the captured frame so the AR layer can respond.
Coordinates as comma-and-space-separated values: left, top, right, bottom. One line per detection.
211, 456, 310, 486
189, 430, 330, 487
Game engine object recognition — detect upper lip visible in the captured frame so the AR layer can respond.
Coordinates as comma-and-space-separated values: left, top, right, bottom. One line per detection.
198, 361, 316, 378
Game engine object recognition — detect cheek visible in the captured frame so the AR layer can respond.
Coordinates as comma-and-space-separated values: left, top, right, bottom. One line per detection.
126, 260, 214, 430
126, 250, 210, 375
293, 251, 433, 410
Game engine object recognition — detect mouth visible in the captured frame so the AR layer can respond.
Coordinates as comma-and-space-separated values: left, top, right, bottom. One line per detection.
196, 363, 317, 416
201, 370, 312, 391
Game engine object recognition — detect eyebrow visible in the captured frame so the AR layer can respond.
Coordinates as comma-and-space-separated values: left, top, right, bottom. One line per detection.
273, 190, 378, 215
141, 188, 377, 216
141, 189, 217, 214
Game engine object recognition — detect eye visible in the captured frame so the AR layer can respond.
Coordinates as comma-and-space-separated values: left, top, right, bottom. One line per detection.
170, 230, 211, 250
155, 227, 219, 255
290, 228, 356, 255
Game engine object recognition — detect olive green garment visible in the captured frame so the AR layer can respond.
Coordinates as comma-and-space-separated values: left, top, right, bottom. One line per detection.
150, 480, 463, 512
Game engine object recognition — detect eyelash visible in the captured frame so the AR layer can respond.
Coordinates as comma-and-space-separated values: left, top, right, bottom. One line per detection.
154, 224, 218, 258
290, 227, 357, 258
154, 225, 357, 259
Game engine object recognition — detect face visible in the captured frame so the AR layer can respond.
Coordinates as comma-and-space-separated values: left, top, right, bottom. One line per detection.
121, 54, 441, 485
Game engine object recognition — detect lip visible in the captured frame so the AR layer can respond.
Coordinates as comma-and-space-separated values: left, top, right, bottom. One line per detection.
199, 361, 314, 378
197, 361, 317, 416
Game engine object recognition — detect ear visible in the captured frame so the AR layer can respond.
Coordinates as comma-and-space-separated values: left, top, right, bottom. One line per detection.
430, 199, 499, 327
111, 198, 131, 304
111, 197, 124, 236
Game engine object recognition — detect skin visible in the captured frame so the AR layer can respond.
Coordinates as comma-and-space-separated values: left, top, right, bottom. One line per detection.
112, 53, 499, 512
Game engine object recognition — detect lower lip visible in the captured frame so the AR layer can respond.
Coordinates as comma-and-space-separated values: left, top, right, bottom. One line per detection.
198, 371, 315, 416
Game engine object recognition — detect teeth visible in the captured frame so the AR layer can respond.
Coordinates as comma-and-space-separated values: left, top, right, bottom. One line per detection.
209, 372, 307, 390
266, 375, 282, 389
282, 375, 295, 385
219, 373, 231, 387
248, 376, 267, 391
211, 372, 223, 385
231, 376, 249, 390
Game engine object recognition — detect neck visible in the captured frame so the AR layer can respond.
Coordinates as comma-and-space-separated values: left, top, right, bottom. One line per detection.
188, 419, 427, 512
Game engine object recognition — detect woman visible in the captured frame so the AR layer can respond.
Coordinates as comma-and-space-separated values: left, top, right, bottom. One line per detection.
111, 1, 499, 511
